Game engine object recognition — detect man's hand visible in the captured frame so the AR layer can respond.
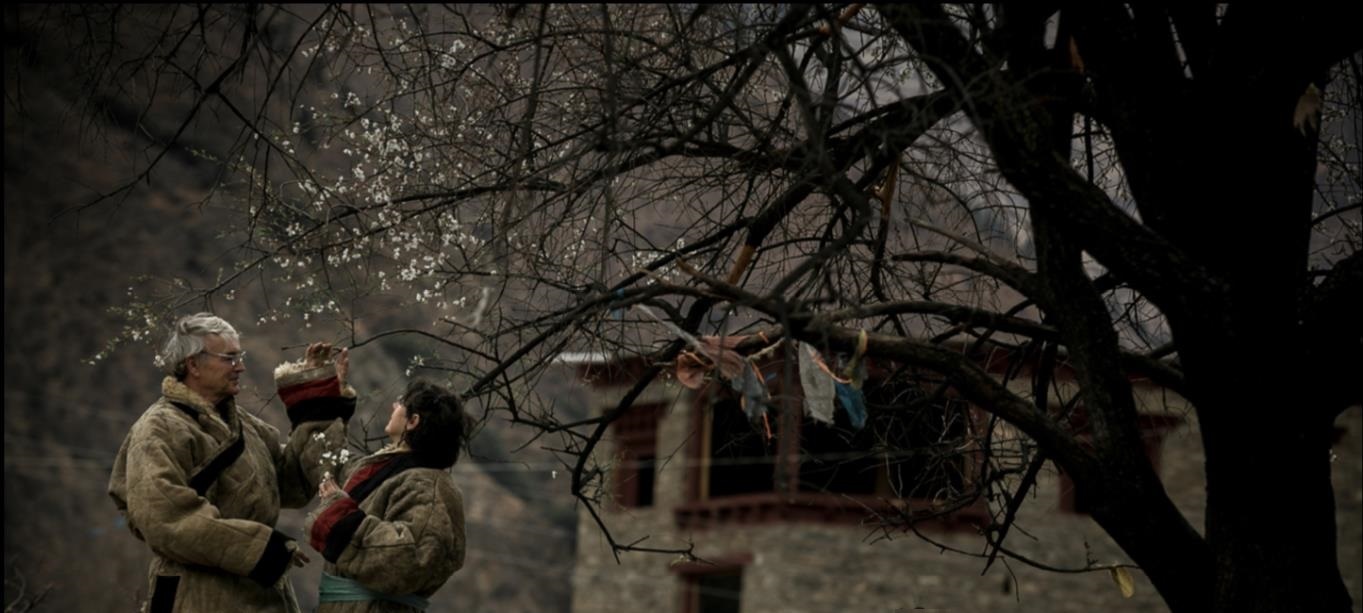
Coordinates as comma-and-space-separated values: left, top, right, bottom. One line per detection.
305, 342, 349, 390
335, 347, 349, 391
305, 342, 332, 369
286, 540, 311, 568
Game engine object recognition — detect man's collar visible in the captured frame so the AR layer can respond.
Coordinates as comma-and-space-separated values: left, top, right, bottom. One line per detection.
161, 376, 236, 426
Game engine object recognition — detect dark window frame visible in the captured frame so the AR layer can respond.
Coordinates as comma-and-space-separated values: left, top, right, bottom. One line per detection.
612, 403, 667, 509
677, 357, 989, 531
672, 553, 751, 613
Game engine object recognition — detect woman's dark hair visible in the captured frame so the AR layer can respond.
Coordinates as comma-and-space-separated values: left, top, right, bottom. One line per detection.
401, 380, 468, 469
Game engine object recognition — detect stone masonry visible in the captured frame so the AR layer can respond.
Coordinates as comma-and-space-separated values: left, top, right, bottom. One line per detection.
570, 371, 1363, 613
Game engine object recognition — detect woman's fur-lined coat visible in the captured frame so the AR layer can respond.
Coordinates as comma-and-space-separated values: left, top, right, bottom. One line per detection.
304, 432, 467, 612
108, 376, 345, 613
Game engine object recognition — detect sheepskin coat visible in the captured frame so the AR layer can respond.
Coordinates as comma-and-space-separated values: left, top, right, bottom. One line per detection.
306, 444, 467, 613
108, 376, 343, 613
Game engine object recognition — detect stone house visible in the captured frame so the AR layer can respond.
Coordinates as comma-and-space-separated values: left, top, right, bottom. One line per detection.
564, 342, 1363, 613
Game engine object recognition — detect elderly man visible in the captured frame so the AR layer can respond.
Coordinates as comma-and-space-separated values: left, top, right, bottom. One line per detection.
109, 313, 353, 612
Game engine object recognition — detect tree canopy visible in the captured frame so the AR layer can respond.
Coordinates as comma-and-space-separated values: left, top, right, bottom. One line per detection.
21, 4, 1361, 612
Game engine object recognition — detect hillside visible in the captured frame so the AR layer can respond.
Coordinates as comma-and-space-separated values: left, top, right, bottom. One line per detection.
3, 9, 583, 612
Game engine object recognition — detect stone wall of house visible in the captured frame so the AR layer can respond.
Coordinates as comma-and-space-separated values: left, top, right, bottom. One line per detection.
1334, 406, 1363, 613
570, 377, 1363, 613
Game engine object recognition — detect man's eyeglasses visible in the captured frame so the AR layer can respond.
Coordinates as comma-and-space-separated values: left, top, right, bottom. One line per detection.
201, 350, 247, 366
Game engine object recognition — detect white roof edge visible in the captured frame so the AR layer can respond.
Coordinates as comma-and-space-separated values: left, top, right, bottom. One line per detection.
551, 351, 614, 365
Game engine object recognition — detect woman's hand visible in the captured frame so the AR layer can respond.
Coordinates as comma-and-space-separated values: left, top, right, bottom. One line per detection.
319, 473, 345, 500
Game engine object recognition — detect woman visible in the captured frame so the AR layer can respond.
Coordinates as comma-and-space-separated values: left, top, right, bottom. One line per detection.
282, 346, 467, 612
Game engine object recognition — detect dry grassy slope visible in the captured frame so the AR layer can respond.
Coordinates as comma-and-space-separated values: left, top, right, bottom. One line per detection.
3, 16, 577, 613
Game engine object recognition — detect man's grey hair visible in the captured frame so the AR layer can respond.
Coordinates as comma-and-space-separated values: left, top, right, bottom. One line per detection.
156, 313, 240, 379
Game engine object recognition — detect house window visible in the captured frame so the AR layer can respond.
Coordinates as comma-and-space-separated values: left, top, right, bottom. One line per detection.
797, 407, 880, 495
616, 448, 657, 508
613, 403, 666, 508
674, 554, 750, 613
799, 378, 970, 501
690, 571, 742, 613
706, 396, 777, 498
633, 453, 657, 508
677, 361, 987, 530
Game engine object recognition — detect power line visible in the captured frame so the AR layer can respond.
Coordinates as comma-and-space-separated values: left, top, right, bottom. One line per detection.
461, 549, 744, 604
4, 457, 110, 472
466, 516, 576, 541
6, 393, 1000, 473
4, 434, 117, 460
2, 427, 985, 476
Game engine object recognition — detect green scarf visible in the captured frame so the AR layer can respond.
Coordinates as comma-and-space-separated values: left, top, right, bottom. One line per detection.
318, 572, 430, 610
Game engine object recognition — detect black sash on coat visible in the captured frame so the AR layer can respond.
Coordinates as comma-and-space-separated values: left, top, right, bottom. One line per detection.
319, 453, 422, 563
169, 401, 246, 497
347, 454, 420, 503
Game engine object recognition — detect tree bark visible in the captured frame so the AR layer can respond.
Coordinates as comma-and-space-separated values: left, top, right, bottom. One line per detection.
1085, 463, 1214, 613
1201, 386, 1351, 612
878, 3, 1357, 610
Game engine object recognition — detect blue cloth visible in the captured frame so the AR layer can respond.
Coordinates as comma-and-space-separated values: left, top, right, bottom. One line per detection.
319, 572, 430, 610
731, 364, 769, 422
834, 382, 868, 430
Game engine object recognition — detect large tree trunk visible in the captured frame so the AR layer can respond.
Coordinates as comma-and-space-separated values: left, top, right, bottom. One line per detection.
1126, 38, 1353, 609
879, 4, 1355, 610
1085, 464, 1214, 612
1188, 70, 1350, 612
1077, 375, 1350, 612
1201, 387, 1350, 612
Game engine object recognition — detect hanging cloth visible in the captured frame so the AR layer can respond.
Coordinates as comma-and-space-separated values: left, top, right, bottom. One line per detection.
797, 342, 837, 424
733, 362, 770, 422
836, 331, 870, 430
834, 379, 868, 430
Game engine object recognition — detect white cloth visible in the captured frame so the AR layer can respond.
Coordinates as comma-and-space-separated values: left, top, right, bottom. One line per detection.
798, 342, 836, 424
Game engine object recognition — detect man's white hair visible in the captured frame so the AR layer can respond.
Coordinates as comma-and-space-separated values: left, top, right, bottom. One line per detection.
156, 312, 240, 378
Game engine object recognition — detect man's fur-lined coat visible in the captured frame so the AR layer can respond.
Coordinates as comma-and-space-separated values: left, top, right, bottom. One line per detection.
108, 376, 344, 612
